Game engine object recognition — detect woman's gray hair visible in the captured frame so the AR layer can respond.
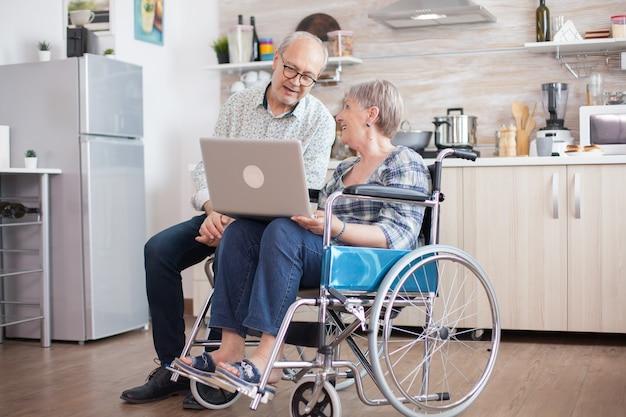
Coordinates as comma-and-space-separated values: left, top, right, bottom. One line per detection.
347, 80, 404, 138
277, 31, 329, 73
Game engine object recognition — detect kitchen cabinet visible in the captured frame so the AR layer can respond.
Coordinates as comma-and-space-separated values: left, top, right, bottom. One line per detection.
0, 169, 60, 347
443, 160, 626, 333
567, 164, 626, 333
461, 165, 569, 331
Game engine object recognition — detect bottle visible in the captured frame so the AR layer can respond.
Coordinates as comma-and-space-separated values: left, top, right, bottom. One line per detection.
250, 16, 260, 61
0, 201, 39, 218
237, 14, 243, 25
536, 0, 550, 42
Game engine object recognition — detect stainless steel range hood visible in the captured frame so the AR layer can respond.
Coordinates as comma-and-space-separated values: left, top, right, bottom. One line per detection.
369, 0, 496, 29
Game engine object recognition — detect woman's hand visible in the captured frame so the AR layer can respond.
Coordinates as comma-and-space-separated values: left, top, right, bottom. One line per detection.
196, 211, 233, 246
292, 210, 338, 236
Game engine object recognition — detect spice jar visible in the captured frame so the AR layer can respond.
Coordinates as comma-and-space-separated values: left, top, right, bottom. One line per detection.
499, 125, 517, 157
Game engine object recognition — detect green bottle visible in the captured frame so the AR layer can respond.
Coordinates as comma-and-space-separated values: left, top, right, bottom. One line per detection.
536, 0, 551, 42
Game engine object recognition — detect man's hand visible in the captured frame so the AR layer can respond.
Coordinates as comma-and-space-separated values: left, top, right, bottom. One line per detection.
195, 211, 233, 247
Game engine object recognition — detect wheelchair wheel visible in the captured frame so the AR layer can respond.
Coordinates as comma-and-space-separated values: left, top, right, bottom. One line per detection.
368, 245, 500, 417
290, 379, 342, 417
190, 380, 241, 410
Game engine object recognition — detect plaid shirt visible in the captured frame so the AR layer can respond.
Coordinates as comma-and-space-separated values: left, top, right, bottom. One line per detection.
318, 146, 431, 250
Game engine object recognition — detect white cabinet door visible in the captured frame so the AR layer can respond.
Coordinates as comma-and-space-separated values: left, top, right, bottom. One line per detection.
463, 165, 568, 331
567, 164, 626, 333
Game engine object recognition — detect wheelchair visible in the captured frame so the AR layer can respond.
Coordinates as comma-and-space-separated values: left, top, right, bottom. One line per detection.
169, 148, 501, 417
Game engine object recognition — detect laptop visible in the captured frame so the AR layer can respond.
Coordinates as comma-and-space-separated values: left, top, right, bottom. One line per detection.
200, 137, 314, 220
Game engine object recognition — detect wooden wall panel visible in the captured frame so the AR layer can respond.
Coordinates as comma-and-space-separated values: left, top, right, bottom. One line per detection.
216, 0, 626, 147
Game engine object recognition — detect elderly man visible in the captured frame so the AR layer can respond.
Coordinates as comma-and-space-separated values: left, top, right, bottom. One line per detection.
120, 31, 335, 407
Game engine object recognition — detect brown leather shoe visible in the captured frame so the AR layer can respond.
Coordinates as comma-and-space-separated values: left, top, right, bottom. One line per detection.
121, 366, 189, 404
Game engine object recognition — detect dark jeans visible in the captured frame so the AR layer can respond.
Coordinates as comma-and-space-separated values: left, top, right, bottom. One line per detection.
145, 214, 215, 364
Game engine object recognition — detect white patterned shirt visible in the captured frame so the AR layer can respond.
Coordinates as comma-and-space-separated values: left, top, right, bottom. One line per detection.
191, 84, 336, 211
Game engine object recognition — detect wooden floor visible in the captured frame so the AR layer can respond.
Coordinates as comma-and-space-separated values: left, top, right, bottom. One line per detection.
1, 317, 625, 417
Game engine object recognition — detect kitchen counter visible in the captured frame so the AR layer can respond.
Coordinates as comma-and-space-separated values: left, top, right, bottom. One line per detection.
329, 154, 626, 170
426, 154, 626, 167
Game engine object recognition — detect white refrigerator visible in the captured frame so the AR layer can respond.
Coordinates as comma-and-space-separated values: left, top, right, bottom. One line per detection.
0, 54, 149, 342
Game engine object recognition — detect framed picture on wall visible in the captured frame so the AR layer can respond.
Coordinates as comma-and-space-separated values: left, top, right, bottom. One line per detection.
134, 0, 164, 45
67, 0, 110, 30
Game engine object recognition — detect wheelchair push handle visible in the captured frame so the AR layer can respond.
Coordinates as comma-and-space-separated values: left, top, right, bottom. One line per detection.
436, 147, 477, 162
432, 148, 477, 192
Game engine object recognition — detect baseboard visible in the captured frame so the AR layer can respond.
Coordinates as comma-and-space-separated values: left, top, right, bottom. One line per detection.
184, 298, 194, 316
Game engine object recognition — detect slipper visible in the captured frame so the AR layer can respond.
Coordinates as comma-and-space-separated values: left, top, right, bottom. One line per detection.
171, 354, 237, 392
215, 359, 276, 401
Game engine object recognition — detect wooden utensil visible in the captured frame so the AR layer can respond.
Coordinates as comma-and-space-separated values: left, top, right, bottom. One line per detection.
525, 117, 536, 134
512, 101, 524, 131
526, 102, 537, 132
522, 104, 529, 131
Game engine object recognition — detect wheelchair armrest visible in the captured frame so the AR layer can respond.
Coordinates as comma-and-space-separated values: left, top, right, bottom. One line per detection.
343, 184, 430, 202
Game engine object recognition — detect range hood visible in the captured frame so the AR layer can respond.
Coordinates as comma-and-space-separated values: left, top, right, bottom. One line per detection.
369, 0, 496, 29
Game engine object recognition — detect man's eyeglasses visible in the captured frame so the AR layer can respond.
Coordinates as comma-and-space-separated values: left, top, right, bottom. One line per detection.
280, 54, 317, 87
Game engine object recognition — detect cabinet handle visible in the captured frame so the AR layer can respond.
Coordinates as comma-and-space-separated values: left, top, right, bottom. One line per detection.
574, 172, 581, 219
552, 173, 559, 219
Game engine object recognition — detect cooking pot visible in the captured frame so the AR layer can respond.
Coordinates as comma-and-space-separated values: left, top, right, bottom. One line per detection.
391, 121, 432, 151
433, 108, 477, 149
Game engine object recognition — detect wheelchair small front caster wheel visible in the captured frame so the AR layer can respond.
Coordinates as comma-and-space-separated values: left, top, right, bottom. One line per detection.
190, 380, 241, 410
290, 379, 342, 417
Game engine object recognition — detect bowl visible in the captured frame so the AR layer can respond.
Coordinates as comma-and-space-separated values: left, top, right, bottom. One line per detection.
391, 130, 433, 151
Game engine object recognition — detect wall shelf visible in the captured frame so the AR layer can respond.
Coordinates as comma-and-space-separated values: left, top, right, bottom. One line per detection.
203, 56, 363, 84
524, 39, 626, 78
203, 56, 363, 71
524, 38, 626, 55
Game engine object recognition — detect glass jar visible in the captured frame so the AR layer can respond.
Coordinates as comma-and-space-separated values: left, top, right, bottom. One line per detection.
611, 15, 626, 38
587, 72, 604, 106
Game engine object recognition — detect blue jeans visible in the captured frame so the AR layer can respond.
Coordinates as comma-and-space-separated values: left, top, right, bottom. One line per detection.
145, 214, 215, 364
210, 218, 323, 338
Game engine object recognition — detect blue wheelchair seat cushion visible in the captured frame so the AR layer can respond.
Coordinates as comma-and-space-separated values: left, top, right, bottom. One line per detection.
322, 245, 437, 293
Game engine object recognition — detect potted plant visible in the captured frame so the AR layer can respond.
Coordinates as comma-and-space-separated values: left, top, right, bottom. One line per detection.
211, 36, 229, 64
24, 149, 38, 169
103, 48, 115, 59
37, 41, 51, 62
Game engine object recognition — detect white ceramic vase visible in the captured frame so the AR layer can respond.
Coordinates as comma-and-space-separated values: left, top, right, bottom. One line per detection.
24, 157, 38, 169
38, 50, 51, 62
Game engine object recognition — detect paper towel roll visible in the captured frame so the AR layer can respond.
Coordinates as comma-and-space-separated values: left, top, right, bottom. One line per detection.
0, 125, 9, 169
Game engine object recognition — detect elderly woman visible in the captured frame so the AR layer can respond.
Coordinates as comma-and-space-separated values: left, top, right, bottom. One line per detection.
173, 79, 431, 394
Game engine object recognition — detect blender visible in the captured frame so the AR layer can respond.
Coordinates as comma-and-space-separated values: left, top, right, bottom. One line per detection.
531, 82, 574, 156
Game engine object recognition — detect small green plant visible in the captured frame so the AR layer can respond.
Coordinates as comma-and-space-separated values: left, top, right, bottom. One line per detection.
25, 149, 37, 158
37, 41, 51, 51
103, 48, 115, 55
211, 36, 229, 54
143, 1, 155, 12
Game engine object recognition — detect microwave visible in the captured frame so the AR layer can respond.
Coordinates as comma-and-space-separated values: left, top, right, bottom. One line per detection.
580, 105, 626, 154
